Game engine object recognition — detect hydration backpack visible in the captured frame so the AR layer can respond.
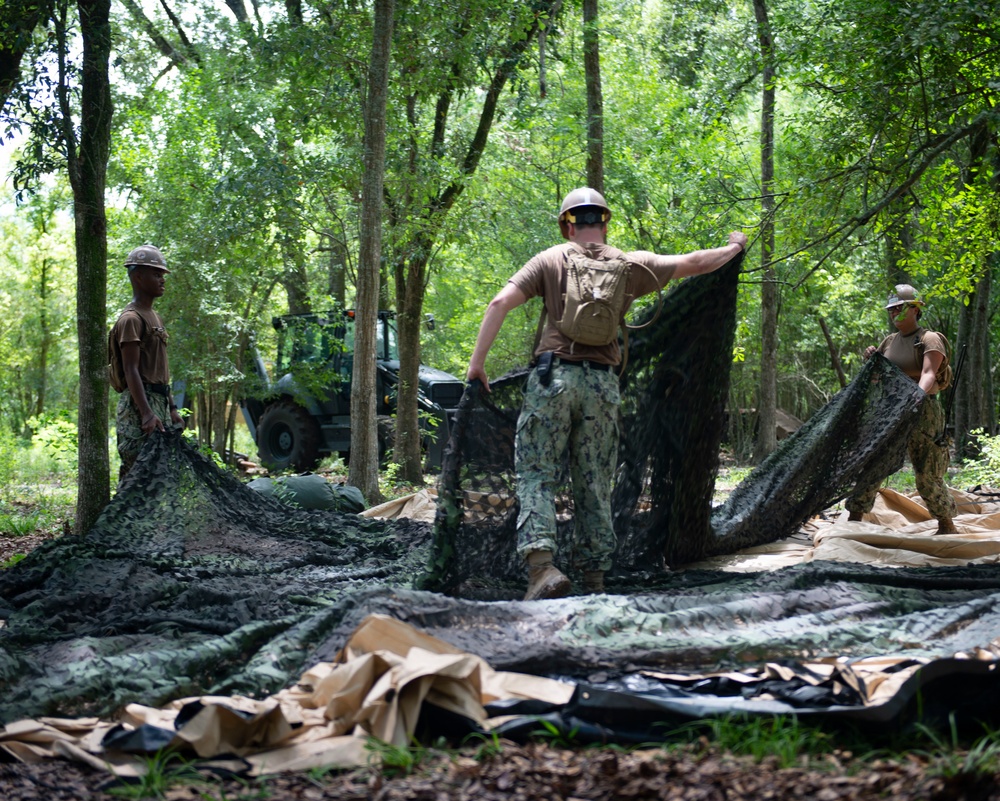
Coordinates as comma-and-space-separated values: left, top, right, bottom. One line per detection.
554, 248, 633, 346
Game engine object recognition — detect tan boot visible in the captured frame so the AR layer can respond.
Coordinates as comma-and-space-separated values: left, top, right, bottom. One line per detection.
583, 570, 605, 594
524, 550, 570, 601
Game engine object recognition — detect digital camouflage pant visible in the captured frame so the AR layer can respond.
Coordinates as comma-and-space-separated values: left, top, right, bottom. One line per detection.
847, 393, 956, 522
116, 390, 170, 483
515, 362, 620, 572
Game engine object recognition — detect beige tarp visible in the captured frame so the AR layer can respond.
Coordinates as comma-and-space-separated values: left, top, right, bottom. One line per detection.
363, 487, 1000, 571
0, 615, 573, 778
692, 486, 1000, 573
361, 489, 438, 522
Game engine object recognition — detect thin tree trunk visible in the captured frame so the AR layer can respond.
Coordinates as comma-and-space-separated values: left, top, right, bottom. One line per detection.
349, 0, 394, 504
817, 316, 847, 389
955, 265, 994, 457
394, 267, 425, 484
390, 1, 562, 482
325, 230, 347, 307
583, 0, 603, 192
37, 257, 50, 415
64, 0, 113, 534
752, 0, 777, 463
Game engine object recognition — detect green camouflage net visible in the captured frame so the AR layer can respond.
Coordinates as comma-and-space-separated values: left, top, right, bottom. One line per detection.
420, 253, 921, 593
0, 433, 432, 722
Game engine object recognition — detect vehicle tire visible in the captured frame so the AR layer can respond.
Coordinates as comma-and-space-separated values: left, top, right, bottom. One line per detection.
257, 400, 322, 473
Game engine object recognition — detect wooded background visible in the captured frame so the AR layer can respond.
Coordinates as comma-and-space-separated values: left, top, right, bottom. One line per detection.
1, 0, 997, 531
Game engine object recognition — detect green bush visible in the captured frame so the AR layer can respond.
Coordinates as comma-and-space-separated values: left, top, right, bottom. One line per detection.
0, 425, 18, 491
26, 411, 78, 473
959, 429, 1000, 488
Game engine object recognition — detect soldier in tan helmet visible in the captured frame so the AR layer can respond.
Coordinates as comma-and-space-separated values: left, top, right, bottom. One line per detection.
467, 187, 746, 600
846, 284, 958, 534
107, 245, 185, 483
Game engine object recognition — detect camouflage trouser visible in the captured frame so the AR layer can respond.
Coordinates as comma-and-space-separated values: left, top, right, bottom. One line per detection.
515, 362, 620, 572
116, 390, 170, 483
846, 393, 957, 522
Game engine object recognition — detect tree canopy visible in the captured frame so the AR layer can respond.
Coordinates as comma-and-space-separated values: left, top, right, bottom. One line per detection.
0, 0, 996, 488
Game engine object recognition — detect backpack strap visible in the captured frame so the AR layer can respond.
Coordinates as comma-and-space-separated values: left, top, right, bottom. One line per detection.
531, 305, 548, 366
117, 307, 149, 343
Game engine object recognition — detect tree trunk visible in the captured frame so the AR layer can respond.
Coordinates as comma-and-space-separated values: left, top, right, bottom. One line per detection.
69, 0, 113, 534
955, 264, 995, 457
952, 123, 996, 457
817, 316, 847, 389
394, 266, 425, 484
348, 0, 394, 504
37, 257, 50, 415
884, 198, 914, 289
752, 0, 777, 463
324, 230, 347, 308
280, 238, 311, 314
583, 0, 603, 193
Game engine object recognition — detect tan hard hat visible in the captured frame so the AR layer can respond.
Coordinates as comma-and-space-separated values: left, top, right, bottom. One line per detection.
885, 283, 924, 308
125, 245, 170, 273
558, 187, 611, 224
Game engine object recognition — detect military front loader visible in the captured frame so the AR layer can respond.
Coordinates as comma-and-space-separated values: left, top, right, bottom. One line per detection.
240, 310, 464, 473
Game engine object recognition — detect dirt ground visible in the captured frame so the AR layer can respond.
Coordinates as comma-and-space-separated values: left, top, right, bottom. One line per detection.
2, 740, 999, 801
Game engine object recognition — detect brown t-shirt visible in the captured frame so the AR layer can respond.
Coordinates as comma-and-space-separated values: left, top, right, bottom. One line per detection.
112, 304, 171, 386
509, 242, 677, 365
877, 327, 948, 394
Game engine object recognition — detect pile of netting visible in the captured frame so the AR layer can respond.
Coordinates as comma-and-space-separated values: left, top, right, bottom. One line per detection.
421, 253, 922, 593
0, 432, 432, 722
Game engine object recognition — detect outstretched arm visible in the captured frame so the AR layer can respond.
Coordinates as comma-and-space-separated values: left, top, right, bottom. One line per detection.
467, 282, 528, 392
667, 232, 747, 279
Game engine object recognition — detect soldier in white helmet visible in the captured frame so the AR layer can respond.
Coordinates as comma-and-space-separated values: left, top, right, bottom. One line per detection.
467, 187, 746, 600
107, 245, 185, 483
846, 284, 957, 534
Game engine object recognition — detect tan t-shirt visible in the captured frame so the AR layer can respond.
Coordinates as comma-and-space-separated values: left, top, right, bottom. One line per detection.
112, 304, 171, 386
509, 242, 677, 365
877, 327, 948, 394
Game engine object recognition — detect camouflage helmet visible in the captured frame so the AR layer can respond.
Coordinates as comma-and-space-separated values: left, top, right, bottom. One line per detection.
885, 283, 924, 309
558, 187, 611, 225
125, 245, 170, 273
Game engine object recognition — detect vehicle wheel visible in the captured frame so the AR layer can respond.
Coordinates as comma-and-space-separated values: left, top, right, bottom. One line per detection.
257, 400, 322, 473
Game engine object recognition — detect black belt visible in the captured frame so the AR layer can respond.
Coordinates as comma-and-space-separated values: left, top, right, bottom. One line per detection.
556, 358, 613, 372
144, 383, 170, 396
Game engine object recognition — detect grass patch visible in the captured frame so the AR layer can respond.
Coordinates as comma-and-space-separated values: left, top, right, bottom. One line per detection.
362, 736, 448, 779
107, 749, 205, 800
0, 507, 47, 537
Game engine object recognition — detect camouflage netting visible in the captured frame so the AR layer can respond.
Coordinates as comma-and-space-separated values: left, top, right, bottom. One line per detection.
420, 252, 922, 593
0, 250, 995, 730
0, 432, 432, 723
